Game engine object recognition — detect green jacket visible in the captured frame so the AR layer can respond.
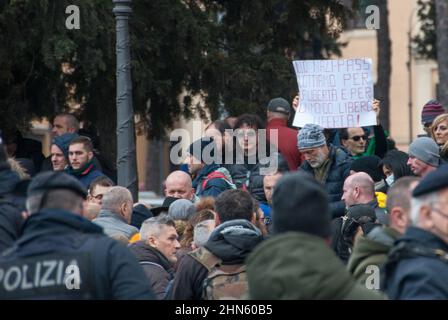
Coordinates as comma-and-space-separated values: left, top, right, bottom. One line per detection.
246, 232, 385, 300
347, 226, 401, 286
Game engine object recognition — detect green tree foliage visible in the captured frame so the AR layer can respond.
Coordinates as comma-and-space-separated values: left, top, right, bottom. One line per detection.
201, 0, 348, 119
413, 0, 436, 60
0, 0, 348, 161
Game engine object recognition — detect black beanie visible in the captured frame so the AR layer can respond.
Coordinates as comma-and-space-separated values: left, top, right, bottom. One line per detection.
350, 155, 384, 182
188, 137, 216, 163
272, 171, 331, 238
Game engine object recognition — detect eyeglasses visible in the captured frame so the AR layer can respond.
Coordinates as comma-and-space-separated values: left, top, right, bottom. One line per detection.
349, 135, 368, 142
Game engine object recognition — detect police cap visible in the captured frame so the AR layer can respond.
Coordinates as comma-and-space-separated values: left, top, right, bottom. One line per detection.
413, 164, 448, 198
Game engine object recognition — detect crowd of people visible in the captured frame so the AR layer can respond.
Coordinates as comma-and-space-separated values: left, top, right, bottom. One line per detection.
1, 96, 448, 300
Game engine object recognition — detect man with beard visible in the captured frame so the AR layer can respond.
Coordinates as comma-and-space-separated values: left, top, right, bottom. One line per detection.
298, 124, 353, 218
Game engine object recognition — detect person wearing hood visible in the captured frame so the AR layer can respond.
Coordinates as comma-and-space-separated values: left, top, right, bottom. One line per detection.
246, 171, 384, 299
169, 189, 263, 300
185, 137, 235, 198
129, 215, 180, 299
50, 132, 79, 171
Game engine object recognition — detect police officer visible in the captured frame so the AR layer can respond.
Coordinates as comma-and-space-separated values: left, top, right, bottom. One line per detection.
0, 171, 155, 299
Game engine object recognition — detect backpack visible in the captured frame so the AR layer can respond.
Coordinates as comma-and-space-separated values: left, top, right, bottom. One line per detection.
200, 167, 236, 193
189, 246, 248, 300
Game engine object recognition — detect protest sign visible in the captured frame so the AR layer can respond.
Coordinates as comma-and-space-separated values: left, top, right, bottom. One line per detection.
292, 58, 376, 128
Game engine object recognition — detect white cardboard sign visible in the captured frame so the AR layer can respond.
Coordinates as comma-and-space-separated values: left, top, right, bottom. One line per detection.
292, 58, 376, 128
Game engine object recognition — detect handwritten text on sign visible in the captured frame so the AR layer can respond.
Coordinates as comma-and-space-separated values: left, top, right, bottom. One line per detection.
292, 59, 376, 128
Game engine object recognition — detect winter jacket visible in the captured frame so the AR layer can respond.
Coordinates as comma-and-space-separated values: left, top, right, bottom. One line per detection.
246, 231, 385, 299
300, 146, 352, 217
228, 149, 287, 202
347, 226, 400, 286
266, 118, 302, 171
384, 227, 448, 300
93, 210, 139, 241
192, 164, 234, 198
129, 241, 174, 299
0, 209, 154, 299
66, 161, 105, 189
0, 162, 23, 253
169, 219, 263, 300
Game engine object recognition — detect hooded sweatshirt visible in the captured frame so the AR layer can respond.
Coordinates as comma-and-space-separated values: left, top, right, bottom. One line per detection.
169, 219, 263, 300
246, 231, 385, 299
347, 226, 401, 285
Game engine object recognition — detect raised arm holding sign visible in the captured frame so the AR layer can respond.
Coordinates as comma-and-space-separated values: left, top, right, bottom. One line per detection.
292, 58, 377, 129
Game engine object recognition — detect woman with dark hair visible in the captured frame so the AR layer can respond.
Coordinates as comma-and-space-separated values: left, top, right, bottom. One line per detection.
228, 114, 287, 202
204, 120, 233, 166
380, 150, 413, 187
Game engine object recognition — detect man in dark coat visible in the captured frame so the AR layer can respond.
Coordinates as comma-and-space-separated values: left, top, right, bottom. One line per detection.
246, 171, 384, 299
66, 136, 106, 189
384, 165, 448, 299
168, 189, 263, 299
186, 138, 234, 198
298, 124, 352, 218
129, 215, 180, 299
0, 171, 154, 299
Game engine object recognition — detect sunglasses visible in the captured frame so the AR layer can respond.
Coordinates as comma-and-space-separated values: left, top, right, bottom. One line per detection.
349, 135, 368, 142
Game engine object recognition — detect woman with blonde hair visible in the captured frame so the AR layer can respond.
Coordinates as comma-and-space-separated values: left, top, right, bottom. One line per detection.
431, 113, 448, 162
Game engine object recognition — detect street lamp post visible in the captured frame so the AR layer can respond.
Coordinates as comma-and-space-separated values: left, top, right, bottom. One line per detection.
113, 0, 138, 201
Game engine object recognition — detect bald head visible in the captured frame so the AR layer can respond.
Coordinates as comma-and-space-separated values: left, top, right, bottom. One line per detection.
342, 172, 375, 207
164, 170, 194, 200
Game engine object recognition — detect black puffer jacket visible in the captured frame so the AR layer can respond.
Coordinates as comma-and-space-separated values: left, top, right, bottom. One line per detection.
227, 149, 287, 202
129, 241, 174, 300
300, 146, 352, 217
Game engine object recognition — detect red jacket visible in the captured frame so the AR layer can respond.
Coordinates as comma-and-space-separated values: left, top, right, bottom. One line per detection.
266, 118, 303, 171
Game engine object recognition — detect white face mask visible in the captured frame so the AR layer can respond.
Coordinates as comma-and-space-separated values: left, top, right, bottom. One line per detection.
385, 174, 394, 186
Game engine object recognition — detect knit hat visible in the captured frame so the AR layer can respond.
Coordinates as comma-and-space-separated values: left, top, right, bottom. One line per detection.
297, 124, 326, 150
350, 156, 384, 182
408, 137, 440, 167
421, 100, 445, 124
53, 133, 79, 159
272, 171, 331, 238
188, 137, 216, 163
168, 199, 195, 221
267, 97, 291, 115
